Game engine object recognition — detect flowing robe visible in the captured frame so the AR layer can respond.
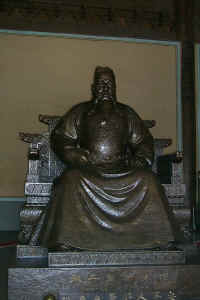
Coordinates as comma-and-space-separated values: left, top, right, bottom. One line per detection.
39, 101, 175, 250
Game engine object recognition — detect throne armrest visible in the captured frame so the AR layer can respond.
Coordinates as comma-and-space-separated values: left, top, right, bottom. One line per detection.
143, 120, 156, 129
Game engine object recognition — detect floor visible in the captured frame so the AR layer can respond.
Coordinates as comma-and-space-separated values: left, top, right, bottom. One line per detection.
0, 231, 18, 300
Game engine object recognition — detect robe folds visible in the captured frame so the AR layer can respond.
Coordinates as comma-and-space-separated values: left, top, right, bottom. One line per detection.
39, 101, 175, 250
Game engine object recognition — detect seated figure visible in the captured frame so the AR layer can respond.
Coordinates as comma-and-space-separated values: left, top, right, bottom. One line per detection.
39, 66, 176, 251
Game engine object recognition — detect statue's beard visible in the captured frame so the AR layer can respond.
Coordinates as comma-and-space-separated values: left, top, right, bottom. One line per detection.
96, 92, 115, 103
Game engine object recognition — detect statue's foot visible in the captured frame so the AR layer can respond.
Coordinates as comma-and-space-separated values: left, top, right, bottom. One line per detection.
150, 241, 182, 251
48, 243, 82, 252
160, 241, 183, 251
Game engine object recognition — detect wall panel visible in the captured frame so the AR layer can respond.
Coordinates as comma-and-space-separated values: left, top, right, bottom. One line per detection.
0, 33, 177, 196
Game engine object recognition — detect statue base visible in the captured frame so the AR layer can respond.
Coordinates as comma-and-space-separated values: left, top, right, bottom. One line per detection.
48, 250, 185, 267
8, 246, 200, 299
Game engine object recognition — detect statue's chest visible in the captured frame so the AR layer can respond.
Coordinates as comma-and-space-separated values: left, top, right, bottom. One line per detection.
81, 109, 128, 139
80, 107, 129, 161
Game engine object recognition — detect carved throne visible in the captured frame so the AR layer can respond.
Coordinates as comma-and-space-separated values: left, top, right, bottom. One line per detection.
18, 115, 188, 246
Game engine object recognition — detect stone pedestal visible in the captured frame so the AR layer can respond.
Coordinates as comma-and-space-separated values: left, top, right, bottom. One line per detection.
48, 250, 185, 267
8, 246, 200, 300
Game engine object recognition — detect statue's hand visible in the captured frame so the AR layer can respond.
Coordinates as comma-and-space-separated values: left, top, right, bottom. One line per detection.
64, 147, 90, 167
133, 156, 149, 169
78, 149, 90, 166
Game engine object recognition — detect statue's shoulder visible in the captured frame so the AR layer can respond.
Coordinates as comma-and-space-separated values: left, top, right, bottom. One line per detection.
62, 101, 91, 119
117, 102, 140, 119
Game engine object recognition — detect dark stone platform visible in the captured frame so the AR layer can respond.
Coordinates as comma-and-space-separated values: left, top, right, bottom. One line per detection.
9, 246, 200, 299
8, 265, 200, 299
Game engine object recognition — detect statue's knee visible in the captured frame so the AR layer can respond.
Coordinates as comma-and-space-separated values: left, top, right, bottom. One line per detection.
137, 169, 157, 185
60, 169, 81, 184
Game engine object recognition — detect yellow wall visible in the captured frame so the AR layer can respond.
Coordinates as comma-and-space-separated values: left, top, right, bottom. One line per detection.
0, 34, 177, 196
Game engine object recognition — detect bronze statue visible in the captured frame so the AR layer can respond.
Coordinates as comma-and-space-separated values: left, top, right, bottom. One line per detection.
39, 66, 176, 251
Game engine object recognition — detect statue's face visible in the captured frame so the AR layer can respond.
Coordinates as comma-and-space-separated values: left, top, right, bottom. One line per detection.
94, 73, 115, 102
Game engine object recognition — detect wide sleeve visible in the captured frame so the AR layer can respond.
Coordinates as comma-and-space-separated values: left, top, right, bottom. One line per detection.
50, 103, 84, 163
128, 108, 154, 168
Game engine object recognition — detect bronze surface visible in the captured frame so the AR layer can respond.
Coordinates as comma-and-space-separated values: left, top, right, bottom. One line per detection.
37, 66, 176, 250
